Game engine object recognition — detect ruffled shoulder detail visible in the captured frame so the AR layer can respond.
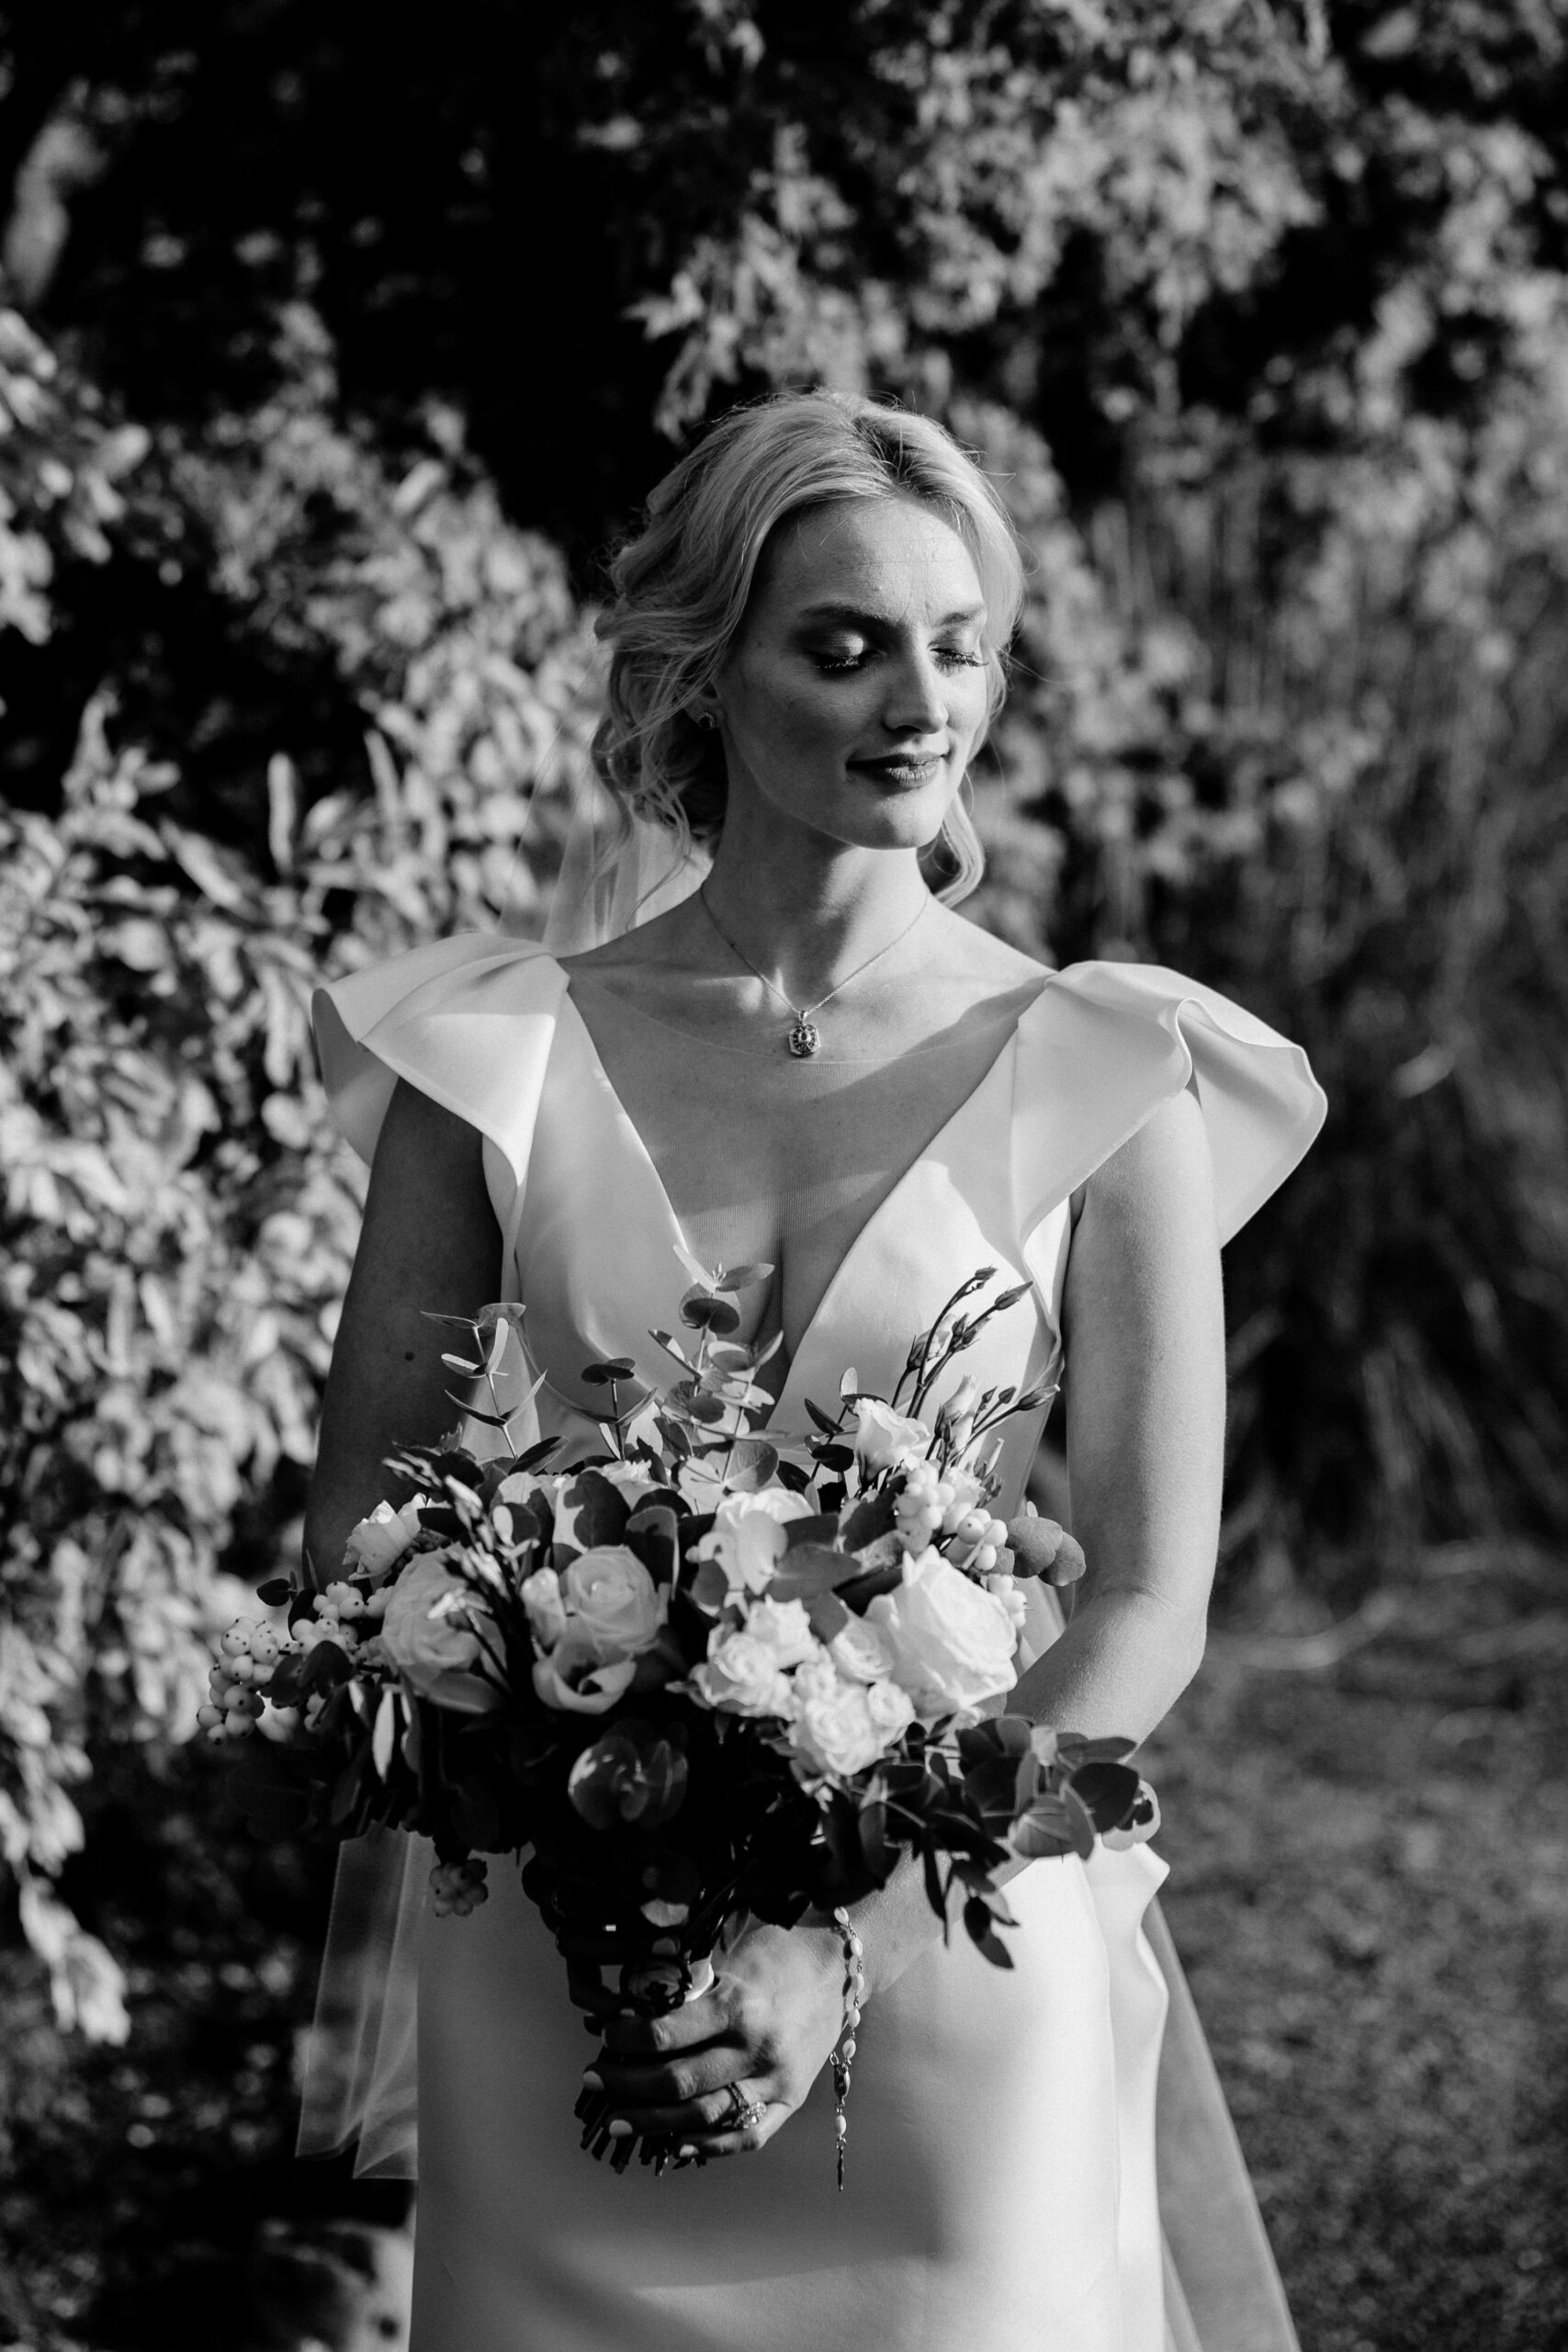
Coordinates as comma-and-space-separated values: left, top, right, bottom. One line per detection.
1011, 961, 1325, 1247
312, 933, 568, 1180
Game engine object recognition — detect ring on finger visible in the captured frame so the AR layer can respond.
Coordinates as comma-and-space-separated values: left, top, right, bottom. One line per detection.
718, 2082, 767, 2132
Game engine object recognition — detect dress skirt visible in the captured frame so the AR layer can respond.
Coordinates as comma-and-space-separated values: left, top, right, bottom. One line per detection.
410, 1842, 1173, 2352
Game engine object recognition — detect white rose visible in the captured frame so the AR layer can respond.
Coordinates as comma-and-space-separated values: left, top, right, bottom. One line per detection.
558, 1546, 664, 1662
519, 1566, 568, 1648
379, 1555, 502, 1713
852, 1399, 931, 1473
740, 1598, 818, 1668
865, 1678, 916, 1741
691, 1629, 795, 1719
866, 1547, 1018, 1714
694, 1489, 815, 1596
828, 1614, 897, 1685
343, 1496, 426, 1579
532, 1629, 638, 1714
789, 1679, 888, 1779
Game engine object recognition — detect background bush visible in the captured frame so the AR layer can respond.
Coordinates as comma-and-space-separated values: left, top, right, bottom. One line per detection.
3, 0, 1567, 2268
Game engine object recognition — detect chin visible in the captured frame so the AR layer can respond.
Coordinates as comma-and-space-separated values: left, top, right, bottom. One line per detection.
831, 784, 958, 854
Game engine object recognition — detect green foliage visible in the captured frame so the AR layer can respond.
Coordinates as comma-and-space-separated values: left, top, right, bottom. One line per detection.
3, 0, 1568, 2092
0, 303, 590, 2033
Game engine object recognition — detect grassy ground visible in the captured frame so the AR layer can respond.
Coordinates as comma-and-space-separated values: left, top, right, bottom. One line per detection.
4, 1548, 1565, 2350
1146, 1546, 1568, 2352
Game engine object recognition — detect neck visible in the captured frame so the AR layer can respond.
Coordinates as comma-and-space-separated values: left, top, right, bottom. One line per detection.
698, 813, 932, 999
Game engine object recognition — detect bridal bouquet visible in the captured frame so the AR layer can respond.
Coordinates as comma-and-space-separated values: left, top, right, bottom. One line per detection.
210, 1261, 1157, 2171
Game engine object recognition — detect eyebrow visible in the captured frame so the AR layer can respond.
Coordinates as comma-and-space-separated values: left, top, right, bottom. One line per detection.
794, 600, 987, 630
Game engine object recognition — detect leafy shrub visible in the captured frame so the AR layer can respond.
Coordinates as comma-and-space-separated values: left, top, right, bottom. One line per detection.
0, 305, 590, 2037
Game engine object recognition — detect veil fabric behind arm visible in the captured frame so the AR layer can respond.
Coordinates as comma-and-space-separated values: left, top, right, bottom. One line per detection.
297, 793, 700, 2183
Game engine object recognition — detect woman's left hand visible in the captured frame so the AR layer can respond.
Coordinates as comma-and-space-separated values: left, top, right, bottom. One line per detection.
590, 1916, 846, 2156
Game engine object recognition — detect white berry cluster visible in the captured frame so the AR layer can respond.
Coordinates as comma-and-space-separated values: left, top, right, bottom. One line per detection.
892, 1460, 1009, 1571
198, 1581, 391, 1743
430, 1857, 489, 1917
197, 1619, 284, 1742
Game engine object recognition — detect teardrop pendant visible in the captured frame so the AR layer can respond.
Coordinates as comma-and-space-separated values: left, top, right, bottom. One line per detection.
787, 1019, 821, 1058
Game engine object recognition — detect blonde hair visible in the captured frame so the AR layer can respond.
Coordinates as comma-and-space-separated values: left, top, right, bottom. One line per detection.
592, 390, 1025, 902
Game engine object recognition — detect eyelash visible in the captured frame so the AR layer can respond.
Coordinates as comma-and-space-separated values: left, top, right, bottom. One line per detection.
815, 647, 984, 675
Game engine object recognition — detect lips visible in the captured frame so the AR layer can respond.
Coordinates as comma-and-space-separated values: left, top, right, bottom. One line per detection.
852, 752, 946, 786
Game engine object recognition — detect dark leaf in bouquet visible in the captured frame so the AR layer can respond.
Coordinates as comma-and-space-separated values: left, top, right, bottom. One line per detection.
814, 1791, 880, 1908
1067, 1759, 1145, 1833
686, 1556, 731, 1617
920, 1839, 950, 1935
783, 1514, 840, 1552
804, 1397, 843, 1437
831, 1562, 905, 1612
1010, 1801, 1078, 1860
419, 1504, 468, 1544
818, 1479, 847, 1514
718, 1438, 780, 1494
420, 1450, 487, 1493
625, 1502, 679, 1583
450, 1397, 518, 1428
956, 1716, 1033, 1770
265, 1650, 308, 1706
767, 1544, 853, 1605
1071, 1736, 1138, 1764
299, 1640, 356, 1694
564, 1469, 632, 1548
255, 1577, 295, 1607
507, 1719, 562, 1781
580, 1357, 638, 1386
775, 1456, 812, 1492
511, 1437, 564, 1475
451, 1774, 504, 1850
949, 1868, 1019, 1932
857, 1798, 902, 1883
963, 1897, 1016, 1968
838, 1488, 896, 1550
680, 1287, 742, 1335
811, 1442, 855, 1473
628, 1632, 685, 1694
804, 1589, 851, 1645
1003, 1515, 1084, 1585
286, 1588, 319, 1632
668, 1379, 731, 1425
1060, 1784, 1099, 1860
963, 1757, 1026, 1838
329, 1750, 373, 1831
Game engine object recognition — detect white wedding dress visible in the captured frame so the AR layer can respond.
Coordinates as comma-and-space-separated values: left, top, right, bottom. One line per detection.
310, 936, 1324, 2352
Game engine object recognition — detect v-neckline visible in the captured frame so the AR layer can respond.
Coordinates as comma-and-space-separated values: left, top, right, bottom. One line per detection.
556, 975, 1055, 1426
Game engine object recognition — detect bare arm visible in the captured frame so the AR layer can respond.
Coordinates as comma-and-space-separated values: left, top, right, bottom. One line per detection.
1012, 1083, 1225, 1741
304, 1079, 502, 1585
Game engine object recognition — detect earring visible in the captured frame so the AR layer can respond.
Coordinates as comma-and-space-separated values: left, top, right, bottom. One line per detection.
694, 707, 717, 731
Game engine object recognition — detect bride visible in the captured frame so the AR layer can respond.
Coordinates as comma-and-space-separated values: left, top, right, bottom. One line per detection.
305, 391, 1324, 2351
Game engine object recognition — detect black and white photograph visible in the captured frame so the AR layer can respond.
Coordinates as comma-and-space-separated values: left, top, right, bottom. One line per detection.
2, 7, 1565, 2349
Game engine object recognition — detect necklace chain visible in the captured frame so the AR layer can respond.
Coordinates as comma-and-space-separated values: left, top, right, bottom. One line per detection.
697, 888, 932, 1058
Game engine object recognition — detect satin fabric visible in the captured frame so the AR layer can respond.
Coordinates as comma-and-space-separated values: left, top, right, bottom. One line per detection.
308, 936, 1324, 2351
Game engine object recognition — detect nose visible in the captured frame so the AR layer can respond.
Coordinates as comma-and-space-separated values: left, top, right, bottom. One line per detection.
882, 645, 948, 739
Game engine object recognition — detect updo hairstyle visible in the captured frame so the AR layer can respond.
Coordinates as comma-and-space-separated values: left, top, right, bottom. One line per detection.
591, 391, 1026, 903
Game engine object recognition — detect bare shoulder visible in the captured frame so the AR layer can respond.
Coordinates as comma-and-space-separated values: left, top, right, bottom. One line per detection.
919, 901, 1052, 1019
1074, 1087, 1218, 1240
557, 899, 705, 981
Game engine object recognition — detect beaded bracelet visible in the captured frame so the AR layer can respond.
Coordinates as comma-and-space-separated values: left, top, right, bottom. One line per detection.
829, 1905, 865, 2191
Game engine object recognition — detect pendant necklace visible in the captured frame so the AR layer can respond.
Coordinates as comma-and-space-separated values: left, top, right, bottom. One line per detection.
698, 888, 932, 1058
